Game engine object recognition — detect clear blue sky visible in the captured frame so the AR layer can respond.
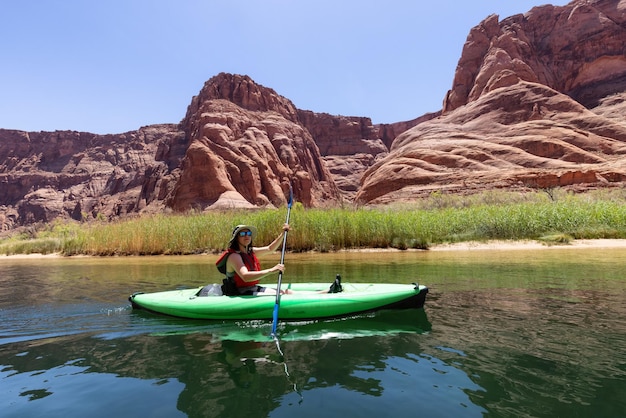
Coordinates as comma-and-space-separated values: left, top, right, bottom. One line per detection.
1, 0, 570, 134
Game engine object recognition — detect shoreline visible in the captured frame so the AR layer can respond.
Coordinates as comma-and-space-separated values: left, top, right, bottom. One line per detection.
2, 239, 626, 259
428, 238, 626, 251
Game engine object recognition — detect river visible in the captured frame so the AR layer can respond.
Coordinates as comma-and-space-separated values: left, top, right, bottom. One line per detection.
1, 246, 625, 417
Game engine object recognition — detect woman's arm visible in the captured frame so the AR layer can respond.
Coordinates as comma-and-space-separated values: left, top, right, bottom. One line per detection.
254, 223, 290, 257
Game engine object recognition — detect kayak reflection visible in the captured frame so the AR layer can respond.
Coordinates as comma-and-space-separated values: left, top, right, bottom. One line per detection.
139, 307, 432, 342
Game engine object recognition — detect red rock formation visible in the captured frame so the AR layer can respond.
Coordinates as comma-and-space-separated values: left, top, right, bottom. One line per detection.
356, 0, 626, 204
297, 110, 390, 200
0, 126, 186, 230
170, 73, 342, 210
0, 73, 403, 231
170, 73, 416, 207
2, 0, 626, 230
444, 0, 626, 112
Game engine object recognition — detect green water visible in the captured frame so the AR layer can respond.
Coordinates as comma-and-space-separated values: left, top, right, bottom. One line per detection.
1, 247, 625, 417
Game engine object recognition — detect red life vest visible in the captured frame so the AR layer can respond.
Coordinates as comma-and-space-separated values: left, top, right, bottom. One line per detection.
215, 249, 262, 288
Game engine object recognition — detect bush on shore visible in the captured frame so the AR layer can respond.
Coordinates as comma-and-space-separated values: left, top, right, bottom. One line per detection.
1, 189, 626, 256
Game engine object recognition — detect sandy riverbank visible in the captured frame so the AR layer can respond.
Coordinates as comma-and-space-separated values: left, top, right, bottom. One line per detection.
429, 238, 626, 251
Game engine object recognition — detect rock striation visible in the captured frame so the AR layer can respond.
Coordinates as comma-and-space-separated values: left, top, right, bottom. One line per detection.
356, 0, 626, 203
169, 73, 341, 210
0, 74, 408, 231
0, 126, 186, 231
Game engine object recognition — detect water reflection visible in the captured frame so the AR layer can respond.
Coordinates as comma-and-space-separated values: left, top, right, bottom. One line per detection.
0, 311, 456, 417
426, 287, 626, 417
2, 248, 626, 417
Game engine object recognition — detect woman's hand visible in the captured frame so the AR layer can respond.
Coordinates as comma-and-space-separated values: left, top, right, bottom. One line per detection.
271, 263, 285, 273
256, 224, 292, 255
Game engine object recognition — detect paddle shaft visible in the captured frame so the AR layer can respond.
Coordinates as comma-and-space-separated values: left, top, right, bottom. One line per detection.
275, 207, 291, 299
271, 186, 293, 336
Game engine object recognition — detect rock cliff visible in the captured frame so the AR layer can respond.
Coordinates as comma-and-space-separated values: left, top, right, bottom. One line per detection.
0, 126, 186, 230
1, 0, 625, 231
0, 73, 411, 231
169, 73, 340, 210
356, 0, 626, 203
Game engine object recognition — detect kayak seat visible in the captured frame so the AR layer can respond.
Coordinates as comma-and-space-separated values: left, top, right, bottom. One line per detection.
329, 274, 343, 293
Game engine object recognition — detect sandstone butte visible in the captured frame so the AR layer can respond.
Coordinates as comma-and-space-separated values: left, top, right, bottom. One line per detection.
1, 0, 625, 233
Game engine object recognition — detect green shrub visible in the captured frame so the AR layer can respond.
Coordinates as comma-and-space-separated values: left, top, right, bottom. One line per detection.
2, 189, 625, 256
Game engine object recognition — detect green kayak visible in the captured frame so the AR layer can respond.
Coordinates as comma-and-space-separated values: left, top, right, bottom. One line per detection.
129, 282, 428, 320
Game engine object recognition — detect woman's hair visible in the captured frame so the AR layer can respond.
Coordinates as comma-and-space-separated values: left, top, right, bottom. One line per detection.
228, 236, 254, 253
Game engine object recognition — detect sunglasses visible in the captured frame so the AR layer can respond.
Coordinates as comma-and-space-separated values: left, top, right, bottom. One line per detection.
238, 231, 252, 237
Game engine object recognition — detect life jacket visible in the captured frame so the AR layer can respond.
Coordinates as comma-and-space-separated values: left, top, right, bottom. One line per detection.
215, 248, 262, 288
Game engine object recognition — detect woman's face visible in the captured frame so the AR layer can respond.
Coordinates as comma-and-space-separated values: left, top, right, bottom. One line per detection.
237, 229, 253, 246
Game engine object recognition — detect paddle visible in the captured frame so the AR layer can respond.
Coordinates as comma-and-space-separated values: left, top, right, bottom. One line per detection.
271, 184, 293, 337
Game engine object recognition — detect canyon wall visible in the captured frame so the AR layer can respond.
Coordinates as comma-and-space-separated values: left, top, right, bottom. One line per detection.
1, 0, 625, 231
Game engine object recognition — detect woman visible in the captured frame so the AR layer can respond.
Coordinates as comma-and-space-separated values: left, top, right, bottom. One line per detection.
216, 224, 341, 295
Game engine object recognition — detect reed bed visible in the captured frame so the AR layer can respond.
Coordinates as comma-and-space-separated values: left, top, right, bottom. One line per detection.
1, 189, 626, 256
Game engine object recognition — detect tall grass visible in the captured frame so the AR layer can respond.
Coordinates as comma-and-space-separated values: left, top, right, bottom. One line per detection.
2, 189, 626, 256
